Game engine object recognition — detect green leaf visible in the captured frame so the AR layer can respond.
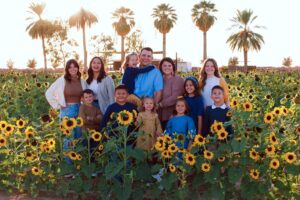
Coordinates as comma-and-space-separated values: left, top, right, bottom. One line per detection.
160, 173, 177, 190
228, 167, 243, 184
126, 148, 146, 161
104, 161, 123, 180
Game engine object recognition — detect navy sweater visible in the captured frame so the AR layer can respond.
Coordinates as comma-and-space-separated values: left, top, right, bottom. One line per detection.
121, 65, 155, 94
203, 106, 234, 138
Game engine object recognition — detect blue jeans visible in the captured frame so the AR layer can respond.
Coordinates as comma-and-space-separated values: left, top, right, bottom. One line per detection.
60, 103, 81, 164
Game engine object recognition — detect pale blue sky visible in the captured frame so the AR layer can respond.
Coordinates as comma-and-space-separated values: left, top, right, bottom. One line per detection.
0, 0, 299, 68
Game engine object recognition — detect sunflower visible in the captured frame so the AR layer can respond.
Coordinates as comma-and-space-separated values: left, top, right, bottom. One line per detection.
154, 140, 165, 152
249, 149, 260, 161
110, 112, 115, 119
226, 111, 232, 117
185, 153, 196, 166
31, 167, 42, 176
169, 164, 176, 173
230, 98, 238, 108
47, 138, 56, 148
116, 110, 133, 126
41, 114, 52, 123
264, 94, 272, 100
295, 126, 300, 134
4, 124, 14, 136
76, 154, 82, 160
98, 144, 104, 151
76, 117, 84, 127
161, 150, 172, 159
249, 169, 259, 180
265, 145, 276, 156
16, 119, 26, 129
62, 129, 71, 135
203, 150, 214, 160
62, 118, 77, 130
0, 121, 7, 131
39, 142, 48, 152
218, 156, 225, 162
201, 163, 211, 172
194, 134, 205, 146
25, 127, 35, 139
264, 113, 274, 124
68, 151, 78, 160
132, 110, 138, 118
163, 135, 173, 144
91, 132, 102, 142
48, 108, 59, 118
272, 107, 282, 116
26, 152, 35, 161
0, 136, 7, 147
280, 106, 288, 116
178, 147, 186, 153
269, 132, 279, 145
284, 152, 297, 164
242, 102, 253, 112
269, 158, 280, 169
217, 129, 228, 140
168, 144, 178, 154
210, 121, 225, 134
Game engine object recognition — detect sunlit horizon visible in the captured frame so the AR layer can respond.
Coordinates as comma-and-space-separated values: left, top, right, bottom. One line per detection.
1, 0, 300, 69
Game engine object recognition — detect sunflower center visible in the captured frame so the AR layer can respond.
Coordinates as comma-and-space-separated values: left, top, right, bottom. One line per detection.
67, 121, 74, 127
6, 127, 11, 131
188, 157, 193, 161
267, 116, 271, 120
0, 139, 5, 143
288, 155, 294, 160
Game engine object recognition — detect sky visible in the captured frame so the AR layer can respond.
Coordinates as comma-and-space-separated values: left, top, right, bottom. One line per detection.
0, 0, 300, 69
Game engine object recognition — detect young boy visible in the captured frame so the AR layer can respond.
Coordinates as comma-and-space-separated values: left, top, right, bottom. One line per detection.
203, 85, 233, 138
100, 85, 137, 143
78, 89, 102, 131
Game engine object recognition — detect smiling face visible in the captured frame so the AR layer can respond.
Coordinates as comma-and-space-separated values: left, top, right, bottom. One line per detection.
211, 88, 224, 105
91, 57, 102, 72
68, 63, 79, 77
175, 100, 187, 115
204, 61, 216, 77
82, 93, 94, 105
128, 54, 139, 67
139, 49, 153, 66
185, 80, 196, 96
115, 89, 128, 105
161, 61, 174, 77
143, 98, 154, 111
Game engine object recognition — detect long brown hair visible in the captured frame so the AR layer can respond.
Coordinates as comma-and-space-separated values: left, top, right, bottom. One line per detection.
64, 59, 81, 82
199, 58, 221, 91
86, 56, 107, 84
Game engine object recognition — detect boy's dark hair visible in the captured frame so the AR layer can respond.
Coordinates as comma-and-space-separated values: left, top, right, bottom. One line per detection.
81, 89, 94, 97
211, 85, 224, 94
115, 84, 129, 93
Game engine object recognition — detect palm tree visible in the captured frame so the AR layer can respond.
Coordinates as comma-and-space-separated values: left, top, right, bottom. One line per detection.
226, 9, 265, 67
69, 8, 98, 71
26, 2, 57, 70
192, 0, 217, 62
152, 3, 177, 58
112, 7, 135, 64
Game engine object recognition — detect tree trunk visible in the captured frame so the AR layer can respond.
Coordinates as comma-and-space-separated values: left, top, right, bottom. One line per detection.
243, 49, 248, 68
82, 25, 87, 72
41, 34, 47, 71
163, 33, 166, 58
121, 36, 125, 66
203, 31, 207, 62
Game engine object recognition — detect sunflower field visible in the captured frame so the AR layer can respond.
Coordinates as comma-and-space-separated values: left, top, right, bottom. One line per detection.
0, 69, 299, 199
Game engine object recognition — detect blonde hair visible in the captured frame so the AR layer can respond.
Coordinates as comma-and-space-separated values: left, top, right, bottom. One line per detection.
141, 96, 155, 112
121, 52, 138, 71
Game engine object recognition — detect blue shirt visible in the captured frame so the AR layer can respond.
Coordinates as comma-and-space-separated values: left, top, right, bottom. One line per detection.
134, 65, 163, 98
121, 65, 155, 94
165, 115, 196, 149
184, 95, 204, 132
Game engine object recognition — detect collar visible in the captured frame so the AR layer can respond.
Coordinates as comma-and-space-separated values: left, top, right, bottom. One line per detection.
212, 104, 226, 109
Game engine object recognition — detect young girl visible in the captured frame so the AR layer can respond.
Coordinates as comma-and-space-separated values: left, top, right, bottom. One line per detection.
121, 53, 155, 110
165, 98, 196, 150
136, 97, 162, 150
184, 76, 204, 134
199, 58, 230, 108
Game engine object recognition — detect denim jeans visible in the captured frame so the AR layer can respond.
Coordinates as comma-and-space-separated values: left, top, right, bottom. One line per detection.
60, 103, 81, 164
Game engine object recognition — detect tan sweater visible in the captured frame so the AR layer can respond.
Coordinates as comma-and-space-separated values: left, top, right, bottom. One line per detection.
78, 104, 102, 131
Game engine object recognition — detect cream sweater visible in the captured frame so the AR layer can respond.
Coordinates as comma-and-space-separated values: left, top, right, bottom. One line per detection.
45, 76, 87, 109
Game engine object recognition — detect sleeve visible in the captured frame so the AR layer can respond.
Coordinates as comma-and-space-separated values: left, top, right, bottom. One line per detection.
94, 108, 103, 125
136, 113, 143, 127
45, 78, 62, 109
154, 70, 164, 92
129, 65, 155, 76
78, 106, 87, 122
100, 106, 111, 131
106, 76, 115, 105
202, 109, 210, 137
165, 119, 172, 136
220, 78, 230, 103
197, 97, 205, 116
161, 77, 184, 108
155, 115, 163, 134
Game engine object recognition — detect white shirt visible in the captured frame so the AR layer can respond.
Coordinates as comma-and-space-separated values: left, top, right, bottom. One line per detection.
88, 79, 98, 99
202, 76, 220, 107
212, 103, 227, 109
